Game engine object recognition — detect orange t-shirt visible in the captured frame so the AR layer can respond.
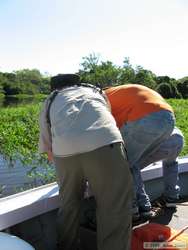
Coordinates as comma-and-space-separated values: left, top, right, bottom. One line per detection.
105, 84, 173, 128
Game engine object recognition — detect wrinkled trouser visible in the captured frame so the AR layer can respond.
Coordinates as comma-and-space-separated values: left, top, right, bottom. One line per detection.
121, 110, 184, 211
53, 142, 133, 250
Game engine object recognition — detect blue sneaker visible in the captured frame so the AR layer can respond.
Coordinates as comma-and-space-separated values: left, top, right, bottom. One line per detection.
164, 196, 180, 208
153, 195, 183, 208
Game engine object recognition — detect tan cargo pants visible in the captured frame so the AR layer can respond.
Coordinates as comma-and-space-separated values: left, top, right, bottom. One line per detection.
53, 142, 133, 250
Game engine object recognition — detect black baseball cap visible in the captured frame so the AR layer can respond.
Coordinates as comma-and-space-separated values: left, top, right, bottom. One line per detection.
50, 74, 80, 90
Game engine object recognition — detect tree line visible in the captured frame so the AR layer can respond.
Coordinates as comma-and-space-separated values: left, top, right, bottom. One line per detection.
0, 69, 50, 97
0, 54, 188, 98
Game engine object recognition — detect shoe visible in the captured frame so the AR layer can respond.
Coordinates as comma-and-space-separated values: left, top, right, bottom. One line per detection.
140, 208, 156, 219
164, 197, 180, 208
153, 195, 184, 208
139, 207, 162, 219
166, 195, 187, 207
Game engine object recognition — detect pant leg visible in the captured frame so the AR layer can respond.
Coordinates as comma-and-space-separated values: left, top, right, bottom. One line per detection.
139, 127, 184, 168
53, 155, 85, 250
120, 111, 175, 210
132, 164, 152, 211
81, 143, 133, 250
139, 127, 184, 199
162, 128, 184, 198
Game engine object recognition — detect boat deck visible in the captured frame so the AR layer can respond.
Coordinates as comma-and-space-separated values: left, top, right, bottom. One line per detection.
149, 198, 188, 231
80, 197, 188, 250
1, 157, 187, 250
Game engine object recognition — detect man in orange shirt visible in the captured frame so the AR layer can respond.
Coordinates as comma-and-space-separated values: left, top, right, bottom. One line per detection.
105, 84, 184, 220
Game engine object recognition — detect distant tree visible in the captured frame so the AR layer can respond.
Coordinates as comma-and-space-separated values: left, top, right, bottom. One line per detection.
95, 61, 121, 86
133, 66, 157, 89
0, 85, 4, 97
0, 69, 50, 96
80, 53, 100, 73
15, 69, 43, 84
118, 57, 135, 84
78, 53, 121, 87
156, 76, 181, 98
1, 72, 19, 95
177, 77, 188, 98
78, 53, 100, 84
39, 77, 50, 94
15, 69, 44, 93
0, 73, 6, 96
156, 76, 171, 84
3, 84, 21, 95
156, 82, 173, 98
170, 83, 182, 98
0, 55, 186, 98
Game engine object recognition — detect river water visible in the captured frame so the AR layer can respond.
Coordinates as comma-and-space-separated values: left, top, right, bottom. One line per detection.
0, 96, 44, 108
0, 96, 51, 198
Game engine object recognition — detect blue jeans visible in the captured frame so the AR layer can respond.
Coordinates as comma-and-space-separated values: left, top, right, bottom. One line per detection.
121, 110, 184, 212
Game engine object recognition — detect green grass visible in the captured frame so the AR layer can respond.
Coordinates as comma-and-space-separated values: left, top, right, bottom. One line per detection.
167, 99, 188, 156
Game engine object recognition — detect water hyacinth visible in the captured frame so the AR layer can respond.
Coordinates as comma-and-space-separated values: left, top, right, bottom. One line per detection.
0, 103, 56, 188
167, 99, 188, 156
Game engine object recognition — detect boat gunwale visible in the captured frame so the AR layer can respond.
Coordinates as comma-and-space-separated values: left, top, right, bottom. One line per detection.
0, 157, 188, 231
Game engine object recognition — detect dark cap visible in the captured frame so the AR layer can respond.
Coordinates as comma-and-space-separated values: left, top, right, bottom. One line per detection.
50, 74, 80, 91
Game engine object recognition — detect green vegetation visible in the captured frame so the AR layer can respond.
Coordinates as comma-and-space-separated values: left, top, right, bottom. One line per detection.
0, 69, 50, 97
0, 98, 186, 194
78, 54, 188, 99
0, 104, 40, 158
0, 99, 187, 168
6, 93, 47, 99
0, 103, 56, 184
0, 54, 187, 187
167, 99, 188, 156
0, 53, 188, 99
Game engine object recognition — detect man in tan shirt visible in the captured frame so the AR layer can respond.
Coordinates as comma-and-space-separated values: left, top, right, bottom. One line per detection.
39, 74, 133, 250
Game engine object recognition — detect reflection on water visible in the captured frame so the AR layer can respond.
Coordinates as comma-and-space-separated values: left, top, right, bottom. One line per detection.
0, 154, 33, 197
0, 154, 55, 198
0, 96, 45, 107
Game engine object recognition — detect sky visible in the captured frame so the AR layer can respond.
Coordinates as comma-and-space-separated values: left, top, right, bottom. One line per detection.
0, 0, 188, 79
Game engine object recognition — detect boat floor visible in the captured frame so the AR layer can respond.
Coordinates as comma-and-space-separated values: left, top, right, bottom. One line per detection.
80, 197, 188, 250
134, 197, 188, 230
